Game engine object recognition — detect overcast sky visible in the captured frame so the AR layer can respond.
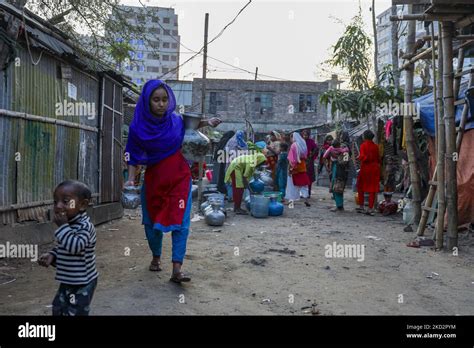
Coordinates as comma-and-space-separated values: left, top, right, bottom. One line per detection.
121, 0, 393, 83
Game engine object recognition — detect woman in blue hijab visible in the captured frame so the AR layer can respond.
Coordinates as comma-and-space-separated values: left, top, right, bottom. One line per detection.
124, 80, 221, 283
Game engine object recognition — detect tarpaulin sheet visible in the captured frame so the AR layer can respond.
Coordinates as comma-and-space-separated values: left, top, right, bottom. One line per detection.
415, 88, 474, 137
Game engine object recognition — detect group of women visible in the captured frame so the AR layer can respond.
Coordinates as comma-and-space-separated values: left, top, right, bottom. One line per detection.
124, 80, 381, 282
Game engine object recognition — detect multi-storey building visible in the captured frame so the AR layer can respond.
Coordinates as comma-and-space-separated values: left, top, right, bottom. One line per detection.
108, 5, 180, 87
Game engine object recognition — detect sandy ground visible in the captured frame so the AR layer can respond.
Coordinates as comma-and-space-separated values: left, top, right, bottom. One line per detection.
1, 185, 474, 315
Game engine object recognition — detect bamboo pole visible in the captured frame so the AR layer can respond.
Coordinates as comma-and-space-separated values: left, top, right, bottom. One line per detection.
441, 21, 458, 250
435, 21, 446, 250
404, 5, 422, 225
416, 23, 439, 237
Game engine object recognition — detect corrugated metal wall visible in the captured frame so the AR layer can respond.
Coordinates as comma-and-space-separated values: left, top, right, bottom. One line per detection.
0, 45, 121, 226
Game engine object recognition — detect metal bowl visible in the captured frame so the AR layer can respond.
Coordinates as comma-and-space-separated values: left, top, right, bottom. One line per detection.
182, 112, 203, 130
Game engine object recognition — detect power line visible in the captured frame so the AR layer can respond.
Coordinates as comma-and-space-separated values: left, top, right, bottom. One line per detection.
156, 0, 253, 79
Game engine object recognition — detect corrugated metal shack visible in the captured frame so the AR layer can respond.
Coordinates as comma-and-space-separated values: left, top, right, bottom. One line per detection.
0, 2, 129, 243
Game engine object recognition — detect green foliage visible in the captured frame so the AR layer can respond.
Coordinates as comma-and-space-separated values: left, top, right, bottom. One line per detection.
23, 0, 162, 67
327, 12, 372, 91
319, 84, 403, 121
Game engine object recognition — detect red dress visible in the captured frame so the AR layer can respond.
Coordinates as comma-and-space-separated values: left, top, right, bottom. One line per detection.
357, 140, 381, 193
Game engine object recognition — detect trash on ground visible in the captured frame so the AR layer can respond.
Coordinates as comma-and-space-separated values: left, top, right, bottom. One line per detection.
191, 214, 204, 222
365, 235, 382, 241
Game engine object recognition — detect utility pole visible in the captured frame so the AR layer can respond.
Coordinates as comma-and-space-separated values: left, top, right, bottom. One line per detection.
255, 67, 258, 80
198, 13, 209, 204
201, 13, 209, 115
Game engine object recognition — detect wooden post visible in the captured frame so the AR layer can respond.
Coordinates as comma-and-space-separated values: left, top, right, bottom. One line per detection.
404, 5, 422, 225
435, 21, 446, 250
441, 21, 458, 250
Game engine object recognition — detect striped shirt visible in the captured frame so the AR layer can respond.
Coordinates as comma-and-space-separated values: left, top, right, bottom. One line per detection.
49, 212, 98, 285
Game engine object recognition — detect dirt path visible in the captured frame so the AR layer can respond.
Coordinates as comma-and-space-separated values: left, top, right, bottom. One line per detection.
1, 185, 473, 315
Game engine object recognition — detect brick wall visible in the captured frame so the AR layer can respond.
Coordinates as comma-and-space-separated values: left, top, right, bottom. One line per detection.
192, 78, 330, 132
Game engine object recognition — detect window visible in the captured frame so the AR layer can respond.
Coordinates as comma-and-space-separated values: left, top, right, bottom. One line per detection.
171, 43, 178, 49
129, 39, 135, 45
162, 67, 169, 73
147, 53, 160, 60
208, 91, 227, 114
163, 17, 170, 24
147, 66, 160, 73
115, 37, 123, 43
137, 39, 144, 46
152, 17, 159, 23
297, 94, 316, 112
137, 51, 144, 59
149, 28, 160, 34
129, 51, 134, 59
174, 21, 178, 27
150, 41, 160, 48
163, 42, 170, 48
164, 29, 170, 35
172, 30, 178, 36
171, 55, 177, 61
163, 55, 169, 61
138, 65, 145, 72
253, 93, 273, 114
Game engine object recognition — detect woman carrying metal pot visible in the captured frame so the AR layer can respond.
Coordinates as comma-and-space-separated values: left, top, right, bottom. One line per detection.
124, 79, 221, 283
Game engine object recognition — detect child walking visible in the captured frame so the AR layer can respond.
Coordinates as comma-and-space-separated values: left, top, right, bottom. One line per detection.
38, 180, 98, 316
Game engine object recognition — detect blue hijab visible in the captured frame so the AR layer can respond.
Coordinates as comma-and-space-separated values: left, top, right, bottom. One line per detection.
125, 80, 184, 166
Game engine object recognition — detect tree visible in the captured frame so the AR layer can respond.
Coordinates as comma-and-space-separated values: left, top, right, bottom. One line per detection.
326, 9, 372, 91
16, 0, 163, 67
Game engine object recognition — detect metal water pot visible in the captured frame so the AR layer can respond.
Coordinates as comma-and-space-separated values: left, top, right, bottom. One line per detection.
181, 113, 210, 162
205, 202, 225, 226
258, 169, 274, 186
121, 186, 141, 209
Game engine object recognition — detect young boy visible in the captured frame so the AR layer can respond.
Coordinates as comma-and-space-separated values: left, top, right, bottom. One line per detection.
38, 180, 98, 316
276, 142, 289, 201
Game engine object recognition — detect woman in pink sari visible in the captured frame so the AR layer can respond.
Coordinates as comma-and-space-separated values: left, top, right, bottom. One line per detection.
285, 132, 311, 207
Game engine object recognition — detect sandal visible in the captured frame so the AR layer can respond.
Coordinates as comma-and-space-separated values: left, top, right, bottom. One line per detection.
304, 202, 311, 207
235, 209, 249, 215
149, 261, 162, 272
355, 207, 365, 213
170, 271, 191, 283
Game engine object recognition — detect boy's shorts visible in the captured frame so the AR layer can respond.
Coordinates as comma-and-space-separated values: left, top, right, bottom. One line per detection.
52, 278, 98, 316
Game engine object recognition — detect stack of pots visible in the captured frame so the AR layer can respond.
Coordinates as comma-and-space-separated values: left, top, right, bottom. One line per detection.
201, 193, 226, 226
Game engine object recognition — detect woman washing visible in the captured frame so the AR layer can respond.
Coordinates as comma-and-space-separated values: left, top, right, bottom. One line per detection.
224, 130, 248, 201
124, 80, 221, 283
